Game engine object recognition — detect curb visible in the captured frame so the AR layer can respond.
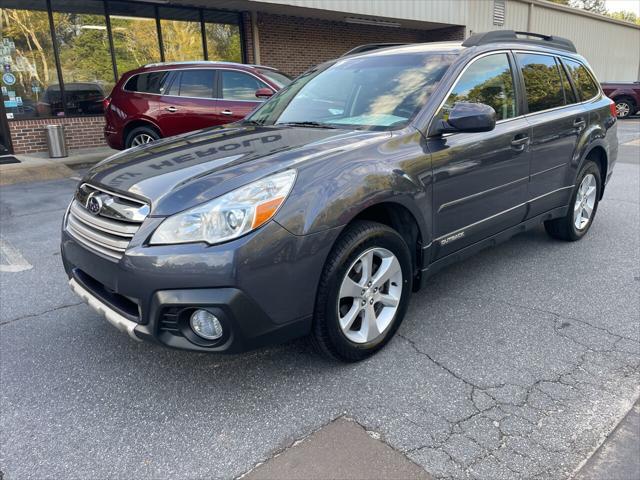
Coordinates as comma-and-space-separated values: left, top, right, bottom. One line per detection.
0, 147, 117, 186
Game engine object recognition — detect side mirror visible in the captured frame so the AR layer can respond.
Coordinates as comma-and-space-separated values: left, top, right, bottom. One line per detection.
255, 87, 274, 99
437, 102, 496, 134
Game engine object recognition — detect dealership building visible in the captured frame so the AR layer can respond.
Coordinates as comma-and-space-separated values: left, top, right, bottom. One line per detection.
1, 0, 639, 155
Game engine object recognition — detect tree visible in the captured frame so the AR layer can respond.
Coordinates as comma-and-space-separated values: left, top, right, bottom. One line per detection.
608, 10, 640, 24
569, 0, 608, 14
550, 0, 609, 15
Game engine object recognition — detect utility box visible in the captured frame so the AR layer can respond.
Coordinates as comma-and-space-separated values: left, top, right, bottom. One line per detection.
45, 125, 68, 158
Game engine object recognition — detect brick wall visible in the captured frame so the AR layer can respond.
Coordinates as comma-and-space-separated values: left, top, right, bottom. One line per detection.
254, 13, 465, 76
9, 116, 106, 155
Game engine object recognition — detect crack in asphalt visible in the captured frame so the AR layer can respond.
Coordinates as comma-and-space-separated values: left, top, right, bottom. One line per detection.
393, 291, 640, 480
443, 292, 639, 345
0, 301, 84, 326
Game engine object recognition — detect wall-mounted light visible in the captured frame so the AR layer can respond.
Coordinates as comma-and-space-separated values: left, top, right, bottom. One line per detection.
344, 17, 401, 28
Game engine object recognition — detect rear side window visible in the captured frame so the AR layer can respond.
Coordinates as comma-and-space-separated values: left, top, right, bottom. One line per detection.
123, 72, 170, 94
559, 61, 577, 104
221, 71, 266, 101
517, 53, 564, 113
169, 69, 215, 98
443, 53, 517, 121
563, 59, 599, 101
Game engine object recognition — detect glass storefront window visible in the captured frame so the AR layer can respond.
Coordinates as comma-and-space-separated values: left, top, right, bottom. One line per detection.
0, 1, 243, 121
203, 11, 242, 63
0, 0, 60, 119
159, 8, 203, 62
52, 0, 112, 116
109, 2, 161, 77
205, 23, 242, 62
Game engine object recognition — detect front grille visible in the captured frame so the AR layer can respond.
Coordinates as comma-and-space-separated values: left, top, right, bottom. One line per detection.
66, 184, 148, 261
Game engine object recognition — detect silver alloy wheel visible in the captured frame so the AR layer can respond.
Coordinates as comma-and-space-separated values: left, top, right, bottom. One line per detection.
616, 101, 630, 118
337, 247, 403, 344
573, 173, 597, 230
131, 133, 155, 147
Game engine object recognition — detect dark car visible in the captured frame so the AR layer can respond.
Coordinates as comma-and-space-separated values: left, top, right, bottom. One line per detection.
62, 31, 617, 361
103, 61, 291, 150
601, 81, 640, 119
37, 82, 106, 117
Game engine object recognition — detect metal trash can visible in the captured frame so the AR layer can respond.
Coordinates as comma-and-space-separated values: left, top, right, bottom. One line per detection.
45, 124, 68, 158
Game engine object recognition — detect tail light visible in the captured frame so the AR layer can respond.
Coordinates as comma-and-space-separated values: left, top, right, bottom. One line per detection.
102, 96, 112, 112
609, 99, 616, 118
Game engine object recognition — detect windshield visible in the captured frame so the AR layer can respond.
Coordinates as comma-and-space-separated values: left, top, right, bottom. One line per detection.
246, 52, 455, 130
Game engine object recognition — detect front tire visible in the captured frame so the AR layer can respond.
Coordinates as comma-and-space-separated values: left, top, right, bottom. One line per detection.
544, 160, 601, 241
311, 220, 413, 362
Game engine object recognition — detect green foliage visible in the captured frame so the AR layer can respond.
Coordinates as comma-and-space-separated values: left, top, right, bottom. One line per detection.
520, 64, 564, 112
54, 13, 114, 88
570, 0, 608, 14
608, 10, 640, 24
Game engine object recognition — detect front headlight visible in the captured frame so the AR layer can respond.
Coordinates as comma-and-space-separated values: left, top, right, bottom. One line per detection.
150, 170, 296, 245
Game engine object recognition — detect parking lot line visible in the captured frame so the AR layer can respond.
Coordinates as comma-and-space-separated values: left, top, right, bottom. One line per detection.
0, 237, 33, 272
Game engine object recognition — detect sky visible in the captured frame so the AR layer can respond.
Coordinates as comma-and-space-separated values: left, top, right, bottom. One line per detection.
605, 0, 640, 15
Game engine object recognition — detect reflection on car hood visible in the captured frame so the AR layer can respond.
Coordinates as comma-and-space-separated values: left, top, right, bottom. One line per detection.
83, 125, 388, 216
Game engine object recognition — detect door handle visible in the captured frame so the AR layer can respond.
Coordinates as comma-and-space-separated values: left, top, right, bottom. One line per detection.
511, 134, 529, 150
165, 106, 177, 112
573, 117, 586, 130
221, 109, 234, 116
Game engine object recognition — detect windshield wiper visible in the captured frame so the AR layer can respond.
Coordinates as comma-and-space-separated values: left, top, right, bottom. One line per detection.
242, 119, 264, 126
277, 121, 337, 129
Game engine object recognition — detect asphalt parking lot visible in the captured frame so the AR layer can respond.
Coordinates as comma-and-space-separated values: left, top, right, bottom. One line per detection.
1, 119, 639, 480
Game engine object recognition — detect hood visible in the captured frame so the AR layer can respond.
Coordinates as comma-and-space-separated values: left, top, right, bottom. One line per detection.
84, 125, 389, 216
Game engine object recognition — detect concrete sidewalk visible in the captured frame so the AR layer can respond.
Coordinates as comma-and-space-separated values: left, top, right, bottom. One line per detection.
0, 146, 116, 186
241, 418, 431, 480
575, 400, 640, 480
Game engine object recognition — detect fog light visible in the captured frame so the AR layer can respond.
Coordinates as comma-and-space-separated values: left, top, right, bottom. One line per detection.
190, 309, 223, 340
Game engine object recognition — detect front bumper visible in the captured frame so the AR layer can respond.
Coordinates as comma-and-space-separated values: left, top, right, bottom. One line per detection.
61, 219, 340, 353
70, 278, 140, 341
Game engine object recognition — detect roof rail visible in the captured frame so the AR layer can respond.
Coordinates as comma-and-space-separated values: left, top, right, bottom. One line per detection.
142, 60, 276, 70
462, 30, 577, 53
342, 43, 408, 57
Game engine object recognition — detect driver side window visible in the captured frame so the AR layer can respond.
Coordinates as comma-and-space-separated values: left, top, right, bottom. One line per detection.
442, 53, 517, 121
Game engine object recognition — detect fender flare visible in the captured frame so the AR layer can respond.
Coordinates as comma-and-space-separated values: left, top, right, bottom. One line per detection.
576, 140, 609, 198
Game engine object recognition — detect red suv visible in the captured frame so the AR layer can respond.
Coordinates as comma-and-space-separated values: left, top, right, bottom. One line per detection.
104, 61, 291, 150
601, 81, 640, 119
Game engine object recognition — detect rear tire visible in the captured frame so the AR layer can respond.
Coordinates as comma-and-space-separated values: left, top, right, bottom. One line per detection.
614, 97, 635, 119
544, 160, 601, 241
311, 220, 413, 362
125, 125, 160, 149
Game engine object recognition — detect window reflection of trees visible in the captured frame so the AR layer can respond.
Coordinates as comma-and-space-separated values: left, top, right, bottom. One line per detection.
442, 55, 516, 121
564, 60, 599, 100
520, 62, 564, 113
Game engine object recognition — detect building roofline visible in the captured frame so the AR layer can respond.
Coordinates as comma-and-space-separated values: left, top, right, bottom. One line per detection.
515, 0, 640, 30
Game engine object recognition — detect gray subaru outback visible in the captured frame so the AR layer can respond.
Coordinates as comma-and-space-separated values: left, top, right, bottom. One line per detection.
62, 31, 618, 361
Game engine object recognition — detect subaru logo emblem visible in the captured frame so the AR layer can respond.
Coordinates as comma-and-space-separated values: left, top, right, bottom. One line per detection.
86, 193, 103, 215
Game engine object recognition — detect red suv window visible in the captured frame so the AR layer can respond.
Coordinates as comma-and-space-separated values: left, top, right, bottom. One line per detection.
124, 71, 171, 94
221, 71, 267, 101
167, 69, 215, 98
